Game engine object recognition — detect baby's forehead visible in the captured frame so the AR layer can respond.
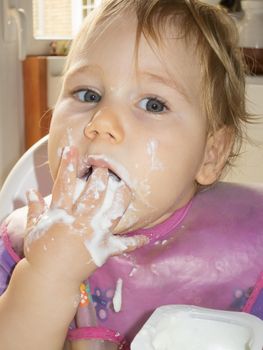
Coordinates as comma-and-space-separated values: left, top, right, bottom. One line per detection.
65, 9, 203, 102
71, 13, 200, 66
69, 27, 201, 80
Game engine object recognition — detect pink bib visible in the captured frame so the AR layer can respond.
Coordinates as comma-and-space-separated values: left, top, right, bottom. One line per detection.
73, 182, 263, 343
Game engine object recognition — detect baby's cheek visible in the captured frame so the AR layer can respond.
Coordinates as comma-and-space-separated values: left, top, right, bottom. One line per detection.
114, 194, 158, 233
50, 125, 75, 153
131, 169, 158, 209
107, 169, 167, 233
49, 145, 71, 180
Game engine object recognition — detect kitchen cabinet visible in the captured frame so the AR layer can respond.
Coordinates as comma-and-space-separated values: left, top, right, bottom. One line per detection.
23, 56, 52, 149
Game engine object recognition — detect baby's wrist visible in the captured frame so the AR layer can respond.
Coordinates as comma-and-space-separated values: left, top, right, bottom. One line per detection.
19, 258, 76, 290
8, 258, 84, 337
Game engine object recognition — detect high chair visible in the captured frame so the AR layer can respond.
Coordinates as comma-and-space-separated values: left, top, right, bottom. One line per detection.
0, 135, 52, 222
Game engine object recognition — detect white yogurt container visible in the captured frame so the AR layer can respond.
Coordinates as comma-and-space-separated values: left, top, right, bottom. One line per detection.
131, 305, 263, 350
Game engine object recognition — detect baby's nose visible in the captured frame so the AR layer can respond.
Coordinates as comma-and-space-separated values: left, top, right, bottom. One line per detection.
84, 108, 124, 144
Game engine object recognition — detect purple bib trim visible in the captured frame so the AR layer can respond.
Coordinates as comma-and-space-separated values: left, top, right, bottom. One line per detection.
0, 224, 20, 294
243, 272, 263, 319
67, 326, 129, 349
1, 224, 21, 263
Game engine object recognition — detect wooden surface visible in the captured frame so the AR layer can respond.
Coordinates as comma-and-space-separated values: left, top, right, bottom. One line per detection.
23, 56, 52, 149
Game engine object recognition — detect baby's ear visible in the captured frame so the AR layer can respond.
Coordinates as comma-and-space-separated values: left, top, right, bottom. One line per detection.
195, 126, 234, 186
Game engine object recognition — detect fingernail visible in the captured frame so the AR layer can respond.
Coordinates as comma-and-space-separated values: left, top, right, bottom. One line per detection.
92, 167, 108, 179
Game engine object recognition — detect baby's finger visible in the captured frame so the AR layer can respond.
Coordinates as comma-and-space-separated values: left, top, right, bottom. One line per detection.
74, 167, 109, 217
75, 175, 131, 233
115, 234, 149, 254
51, 146, 78, 211
109, 235, 149, 255
84, 234, 149, 268
26, 189, 46, 228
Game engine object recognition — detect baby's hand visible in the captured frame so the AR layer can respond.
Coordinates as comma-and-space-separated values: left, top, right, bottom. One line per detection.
24, 146, 147, 283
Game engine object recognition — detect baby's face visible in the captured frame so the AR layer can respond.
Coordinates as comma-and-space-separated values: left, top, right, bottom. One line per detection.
48, 16, 208, 233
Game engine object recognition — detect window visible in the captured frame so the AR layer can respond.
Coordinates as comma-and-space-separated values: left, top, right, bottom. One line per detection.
32, 0, 102, 39
82, 0, 100, 18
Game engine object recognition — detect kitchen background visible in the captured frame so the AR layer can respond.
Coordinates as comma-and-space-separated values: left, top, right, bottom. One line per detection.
0, 0, 262, 189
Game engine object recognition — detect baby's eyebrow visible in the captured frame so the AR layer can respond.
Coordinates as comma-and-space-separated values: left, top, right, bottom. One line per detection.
140, 71, 188, 101
64, 64, 103, 84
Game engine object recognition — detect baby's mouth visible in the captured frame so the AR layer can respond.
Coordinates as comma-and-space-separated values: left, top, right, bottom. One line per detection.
80, 166, 122, 183
80, 166, 92, 181
78, 154, 124, 184
108, 169, 122, 182
73, 156, 127, 205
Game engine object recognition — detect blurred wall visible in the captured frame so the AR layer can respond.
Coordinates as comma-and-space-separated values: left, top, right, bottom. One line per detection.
0, 5, 24, 188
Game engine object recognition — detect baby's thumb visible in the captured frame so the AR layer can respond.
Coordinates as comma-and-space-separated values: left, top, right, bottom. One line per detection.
26, 189, 46, 228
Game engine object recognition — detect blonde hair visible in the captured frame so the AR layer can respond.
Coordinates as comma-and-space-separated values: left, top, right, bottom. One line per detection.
67, 0, 249, 165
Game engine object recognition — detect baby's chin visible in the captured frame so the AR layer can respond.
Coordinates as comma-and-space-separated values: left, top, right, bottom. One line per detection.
114, 205, 176, 235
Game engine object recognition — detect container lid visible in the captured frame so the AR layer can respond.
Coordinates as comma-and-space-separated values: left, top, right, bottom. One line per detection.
131, 305, 263, 350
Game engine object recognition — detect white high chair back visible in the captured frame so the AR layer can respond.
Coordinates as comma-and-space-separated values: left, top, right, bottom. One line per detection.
0, 135, 52, 222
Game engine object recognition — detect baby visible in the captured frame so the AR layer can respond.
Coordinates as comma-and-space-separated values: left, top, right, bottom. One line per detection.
1, 0, 263, 349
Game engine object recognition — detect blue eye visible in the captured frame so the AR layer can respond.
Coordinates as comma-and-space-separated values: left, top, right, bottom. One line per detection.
73, 89, 101, 103
139, 97, 167, 113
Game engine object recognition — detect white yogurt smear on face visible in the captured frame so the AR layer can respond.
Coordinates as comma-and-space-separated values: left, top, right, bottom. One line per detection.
113, 278, 123, 312
135, 177, 156, 210
146, 138, 164, 171
67, 128, 74, 146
